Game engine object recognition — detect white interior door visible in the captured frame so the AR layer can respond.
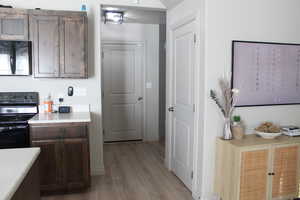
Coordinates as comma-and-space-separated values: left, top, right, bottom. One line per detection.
102, 43, 144, 142
171, 21, 196, 190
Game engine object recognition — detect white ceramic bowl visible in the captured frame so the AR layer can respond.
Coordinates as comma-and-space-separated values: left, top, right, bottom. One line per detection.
255, 131, 282, 139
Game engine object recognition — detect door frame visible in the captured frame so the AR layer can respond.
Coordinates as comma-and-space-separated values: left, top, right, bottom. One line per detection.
101, 40, 146, 141
166, 13, 201, 197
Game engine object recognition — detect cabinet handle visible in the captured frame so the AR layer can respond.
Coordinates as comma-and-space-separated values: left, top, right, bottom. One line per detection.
268, 172, 275, 176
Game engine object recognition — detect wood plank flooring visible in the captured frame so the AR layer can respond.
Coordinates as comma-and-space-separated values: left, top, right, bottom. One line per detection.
42, 142, 193, 200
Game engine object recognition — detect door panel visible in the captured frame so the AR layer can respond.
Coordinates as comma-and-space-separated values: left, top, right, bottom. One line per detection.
64, 138, 90, 190
272, 145, 299, 199
0, 13, 28, 40
171, 21, 196, 190
30, 15, 60, 78
103, 43, 143, 142
60, 16, 87, 78
31, 140, 64, 192
240, 149, 269, 200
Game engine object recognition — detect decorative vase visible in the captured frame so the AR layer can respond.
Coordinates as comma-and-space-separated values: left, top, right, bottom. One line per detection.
223, 117, 233, 140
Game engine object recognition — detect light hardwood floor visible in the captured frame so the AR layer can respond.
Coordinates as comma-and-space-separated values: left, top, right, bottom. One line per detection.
42, 142, 193, 200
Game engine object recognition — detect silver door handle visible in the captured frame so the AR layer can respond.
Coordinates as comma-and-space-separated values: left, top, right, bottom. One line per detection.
138, 97, 143, 101
168, 107, 175, 112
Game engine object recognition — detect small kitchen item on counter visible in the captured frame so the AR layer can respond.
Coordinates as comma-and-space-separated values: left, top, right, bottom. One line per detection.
43, 94, 53, 113
231, 116, 245, 140
282, 126, 300, 137
255, 122, 282, 139
58, 106, 71, 113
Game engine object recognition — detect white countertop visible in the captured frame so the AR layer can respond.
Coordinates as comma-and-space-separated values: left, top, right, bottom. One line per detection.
0, 148, 40, 200
28, 112, 91, 124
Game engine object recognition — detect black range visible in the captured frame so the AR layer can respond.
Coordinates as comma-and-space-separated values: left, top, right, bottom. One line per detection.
0, 92, 39, 149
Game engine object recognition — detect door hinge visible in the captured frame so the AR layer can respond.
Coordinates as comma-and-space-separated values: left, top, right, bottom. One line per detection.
102, 52, 104, 59
194, 34, 197, 44
193, 104, 196, 112
102, 91, 104, 98
103, 130, 105, 135
191, 171, 194, 179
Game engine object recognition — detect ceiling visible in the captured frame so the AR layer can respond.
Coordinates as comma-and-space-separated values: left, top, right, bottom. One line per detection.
159, 0, 184, 8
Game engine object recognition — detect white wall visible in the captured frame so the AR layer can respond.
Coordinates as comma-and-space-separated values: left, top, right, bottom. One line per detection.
203, 0, 300, 196
0, 0, 165, 175
168, 0, 300, 199
102, 23, 160, 141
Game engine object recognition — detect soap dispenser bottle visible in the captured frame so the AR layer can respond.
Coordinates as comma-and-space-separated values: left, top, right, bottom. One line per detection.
44, 94, 53, 113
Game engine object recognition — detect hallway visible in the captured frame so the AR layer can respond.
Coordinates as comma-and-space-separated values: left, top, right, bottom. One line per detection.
42, 142, 193, 200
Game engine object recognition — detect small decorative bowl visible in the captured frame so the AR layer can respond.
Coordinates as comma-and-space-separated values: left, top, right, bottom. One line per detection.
255, 131, 282, 139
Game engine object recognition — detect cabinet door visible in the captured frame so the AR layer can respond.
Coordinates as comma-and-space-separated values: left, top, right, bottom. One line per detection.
272, 144, 299, 199
31, 140, 64, 193
60, 15, 87, 78
30, 15, 60, 78
0, 13, 28, 40
63, 138, 90, 190
239, 149, 269, 200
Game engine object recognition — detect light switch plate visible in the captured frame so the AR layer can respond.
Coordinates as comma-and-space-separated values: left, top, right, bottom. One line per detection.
74, 87, 87, 96
146, 82, 152, 89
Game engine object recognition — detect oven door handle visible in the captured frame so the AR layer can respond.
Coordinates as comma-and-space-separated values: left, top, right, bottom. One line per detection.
0, 125, 27, 133
0, 127, 9, 133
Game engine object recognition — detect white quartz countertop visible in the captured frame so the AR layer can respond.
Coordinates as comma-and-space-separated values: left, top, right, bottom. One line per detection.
0, 148, 40, 200
28, 112, 91, 124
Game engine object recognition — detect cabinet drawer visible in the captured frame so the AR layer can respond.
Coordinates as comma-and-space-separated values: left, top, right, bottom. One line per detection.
31, 126, 63, 140
64, 125, 87, 138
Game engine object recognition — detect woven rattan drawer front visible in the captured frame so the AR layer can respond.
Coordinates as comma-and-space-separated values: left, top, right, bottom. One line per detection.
240, 150, 269, 200
272, 145, 299, 199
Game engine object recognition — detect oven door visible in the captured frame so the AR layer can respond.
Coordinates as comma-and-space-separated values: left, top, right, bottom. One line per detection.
0, 124, 30, 149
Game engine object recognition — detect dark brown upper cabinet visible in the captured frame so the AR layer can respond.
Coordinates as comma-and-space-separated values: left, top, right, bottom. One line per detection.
60, 16, 88, 78
29, 10, 88, 79
29, 15, 60, 78
0, 9, 29, 41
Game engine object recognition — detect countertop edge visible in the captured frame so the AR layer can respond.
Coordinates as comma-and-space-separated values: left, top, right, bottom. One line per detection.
4, 148, 40, 200
28, 119, 91, 124
28, 112, 91, 125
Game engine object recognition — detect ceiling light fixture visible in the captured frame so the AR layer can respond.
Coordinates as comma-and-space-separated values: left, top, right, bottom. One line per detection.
104, 11, 124, 24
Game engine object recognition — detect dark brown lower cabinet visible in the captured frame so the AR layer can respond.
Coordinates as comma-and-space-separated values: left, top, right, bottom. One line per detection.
31, 140, 64, 192
30, 123, 91, 194
64, 138, 90, 190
